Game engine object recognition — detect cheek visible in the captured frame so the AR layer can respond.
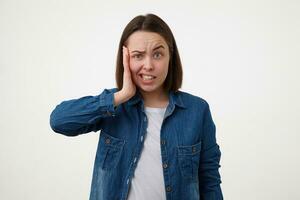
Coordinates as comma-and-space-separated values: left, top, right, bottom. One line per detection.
129, 61, 140, 73
157, 60, 169, 74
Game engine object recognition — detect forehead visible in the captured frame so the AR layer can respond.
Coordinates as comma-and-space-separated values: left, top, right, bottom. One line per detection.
126, 31, 168, 49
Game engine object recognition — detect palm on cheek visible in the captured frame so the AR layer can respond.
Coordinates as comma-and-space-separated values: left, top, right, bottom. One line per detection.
122, 46, 136, 97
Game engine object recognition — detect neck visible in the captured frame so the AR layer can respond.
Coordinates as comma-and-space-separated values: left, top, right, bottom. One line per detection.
139, 88, 169, 108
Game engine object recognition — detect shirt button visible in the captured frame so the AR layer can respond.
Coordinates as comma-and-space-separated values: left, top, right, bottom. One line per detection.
140, 136, 144, 142
163, 163, 168, 169
166, 186, 172, 192
192, 146, 196, 153
126, 179, 129, 184
161, 140, 166, 145
134, 157, 137, 163
105, 138, 110, 144
144, 116, 147, 122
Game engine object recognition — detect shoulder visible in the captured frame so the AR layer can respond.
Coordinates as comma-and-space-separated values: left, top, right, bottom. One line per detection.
103, 87, 119, 93
176, 91, 211, 121
175, 90, 210, 109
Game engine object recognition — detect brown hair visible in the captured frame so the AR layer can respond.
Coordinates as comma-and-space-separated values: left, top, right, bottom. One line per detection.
115, 13, 183, 93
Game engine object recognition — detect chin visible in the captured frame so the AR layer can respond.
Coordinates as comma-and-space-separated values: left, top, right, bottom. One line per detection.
138, 86, 155, 92
138, 85, 160, 93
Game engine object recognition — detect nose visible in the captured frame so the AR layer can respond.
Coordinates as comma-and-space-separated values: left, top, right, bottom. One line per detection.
142, 56, 153, 71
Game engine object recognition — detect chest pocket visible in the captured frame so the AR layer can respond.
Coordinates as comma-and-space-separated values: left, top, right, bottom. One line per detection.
177, 141, 202, 181
97, 130, 125, 171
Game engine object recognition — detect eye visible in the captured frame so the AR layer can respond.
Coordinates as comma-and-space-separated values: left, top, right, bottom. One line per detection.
153, 52, 162, 59
133, 54, 143, 60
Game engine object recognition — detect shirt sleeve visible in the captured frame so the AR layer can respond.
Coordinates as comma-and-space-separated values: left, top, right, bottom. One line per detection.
49, 88, 118, 136
199, 101, 223, 200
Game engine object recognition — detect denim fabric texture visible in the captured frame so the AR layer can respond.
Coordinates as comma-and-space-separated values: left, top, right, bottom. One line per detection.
50, 88, 223, 200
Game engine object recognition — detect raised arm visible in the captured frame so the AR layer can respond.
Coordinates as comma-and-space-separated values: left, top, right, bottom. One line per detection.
49, 88, 119, 136
50, 45, 135, 136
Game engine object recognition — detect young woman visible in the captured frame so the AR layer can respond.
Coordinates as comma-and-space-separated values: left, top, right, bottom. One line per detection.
50, 13, 223, 200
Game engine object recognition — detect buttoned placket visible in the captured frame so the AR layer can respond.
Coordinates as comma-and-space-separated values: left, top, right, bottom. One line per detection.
122, 106, 148, 200
160, 105, 175, 199
122, 96, 177, 200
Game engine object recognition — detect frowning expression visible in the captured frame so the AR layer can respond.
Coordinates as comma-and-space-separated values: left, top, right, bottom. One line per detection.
125, 31, 170, 94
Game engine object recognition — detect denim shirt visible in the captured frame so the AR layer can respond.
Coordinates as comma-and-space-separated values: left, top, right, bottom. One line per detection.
50, 88, 223, 200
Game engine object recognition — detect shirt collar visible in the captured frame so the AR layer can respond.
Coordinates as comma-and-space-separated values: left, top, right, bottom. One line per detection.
127, 89, 186, 109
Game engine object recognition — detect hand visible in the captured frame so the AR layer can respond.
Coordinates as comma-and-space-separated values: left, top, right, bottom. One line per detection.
121, 45, 136, 99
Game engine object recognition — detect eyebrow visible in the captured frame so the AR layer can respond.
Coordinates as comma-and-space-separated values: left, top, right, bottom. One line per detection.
131, 45, 165, 54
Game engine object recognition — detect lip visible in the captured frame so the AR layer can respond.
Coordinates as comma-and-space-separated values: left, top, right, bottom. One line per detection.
139, 74, 156, 84
139, 74, 156, 78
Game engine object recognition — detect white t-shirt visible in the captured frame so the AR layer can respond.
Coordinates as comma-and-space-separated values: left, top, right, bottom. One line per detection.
126, 106, 167, 200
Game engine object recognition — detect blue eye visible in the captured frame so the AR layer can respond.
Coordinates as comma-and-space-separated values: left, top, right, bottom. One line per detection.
154, 52, 162, 59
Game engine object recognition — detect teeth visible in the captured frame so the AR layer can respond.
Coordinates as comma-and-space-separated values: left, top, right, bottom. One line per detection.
142, 75, 155, 80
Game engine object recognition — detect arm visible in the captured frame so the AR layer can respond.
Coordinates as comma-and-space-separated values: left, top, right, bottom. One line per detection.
49, 88, 119, 136
199, 101, 223, 200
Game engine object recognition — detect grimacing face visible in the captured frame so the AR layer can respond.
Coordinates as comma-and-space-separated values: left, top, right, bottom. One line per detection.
125, 31, 170, 95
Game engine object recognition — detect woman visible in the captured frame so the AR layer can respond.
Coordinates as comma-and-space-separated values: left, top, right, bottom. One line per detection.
50, 13, 223, 200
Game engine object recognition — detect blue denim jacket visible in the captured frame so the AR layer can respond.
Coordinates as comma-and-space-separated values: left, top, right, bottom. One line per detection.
50, 88, 223, 200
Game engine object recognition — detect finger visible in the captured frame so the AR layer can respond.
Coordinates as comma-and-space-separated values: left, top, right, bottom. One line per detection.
122, 46, 128, 71
123, 46, 130, 73
126, 48, 130, 71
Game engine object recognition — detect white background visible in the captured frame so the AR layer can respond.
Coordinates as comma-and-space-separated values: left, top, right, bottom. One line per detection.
1, 0, 299, 199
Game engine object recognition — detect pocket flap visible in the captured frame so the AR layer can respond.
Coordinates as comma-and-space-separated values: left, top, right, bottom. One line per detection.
100, 130, 125, 148
177, 141, 202, 155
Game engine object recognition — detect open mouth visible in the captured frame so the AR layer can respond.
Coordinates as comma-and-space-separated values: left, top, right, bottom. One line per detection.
139, 74, 156, 81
